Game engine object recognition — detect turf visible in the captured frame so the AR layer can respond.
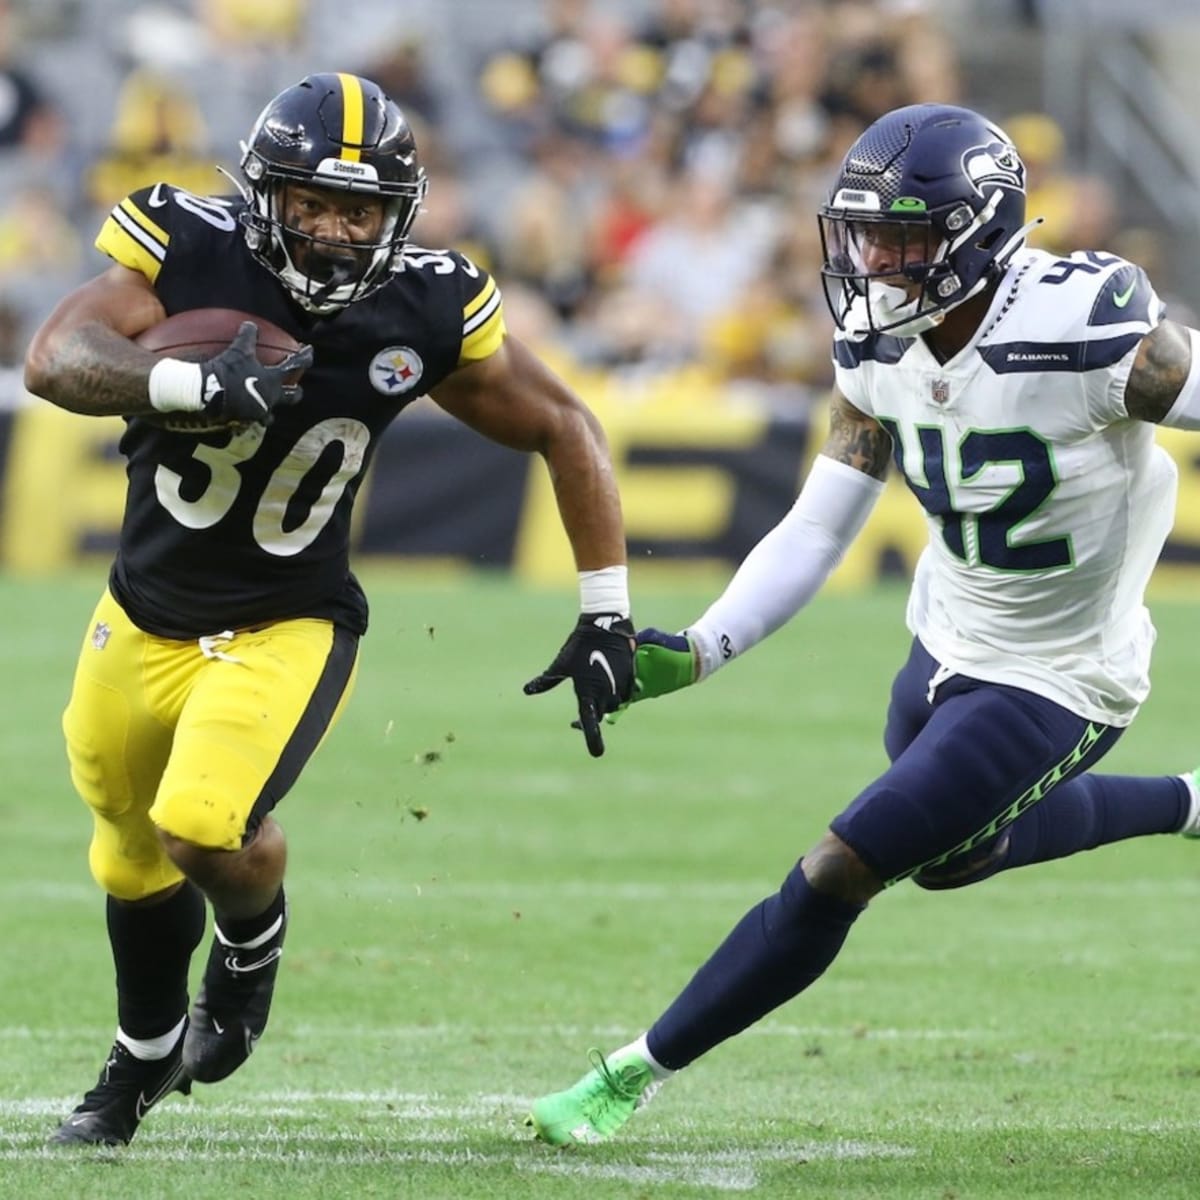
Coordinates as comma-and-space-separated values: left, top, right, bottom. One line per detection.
2, 570, 1199, 1199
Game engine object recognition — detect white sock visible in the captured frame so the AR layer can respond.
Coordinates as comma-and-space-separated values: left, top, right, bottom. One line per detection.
116, 1015, 186, 1061
612, 1033, 674, 1080
214, 911, 284, 949
1178, 772, 1200, 833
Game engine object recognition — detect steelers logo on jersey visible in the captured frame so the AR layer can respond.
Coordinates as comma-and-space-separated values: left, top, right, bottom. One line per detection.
369, 346, 425, 395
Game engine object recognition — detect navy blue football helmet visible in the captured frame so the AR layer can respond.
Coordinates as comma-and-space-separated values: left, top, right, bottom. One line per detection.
236, 73, 428, 313
819, 104, 1031, 338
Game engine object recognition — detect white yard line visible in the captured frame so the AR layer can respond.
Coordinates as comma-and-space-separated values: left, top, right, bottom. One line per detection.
6, 1084, 1194, 1192
0, 1105, 913, 1192
2, 1088, 1195, 1137
10, 876, 1200, 905
0, 1022, 1014, 1044
0, 1145, 767, 1191
3, 1020, 1195, 1046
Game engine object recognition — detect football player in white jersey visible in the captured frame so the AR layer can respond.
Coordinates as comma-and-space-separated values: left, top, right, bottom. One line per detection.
526, 103, 1200, 1146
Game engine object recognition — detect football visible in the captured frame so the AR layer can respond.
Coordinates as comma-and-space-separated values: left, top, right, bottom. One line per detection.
135, 308, 306, 432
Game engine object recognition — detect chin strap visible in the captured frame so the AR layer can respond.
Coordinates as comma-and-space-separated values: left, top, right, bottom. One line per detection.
309, 263, 354, 307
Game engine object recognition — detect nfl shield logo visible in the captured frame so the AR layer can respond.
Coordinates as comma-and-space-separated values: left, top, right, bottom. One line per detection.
931, 378, 950, 405
91, 621, 111, 650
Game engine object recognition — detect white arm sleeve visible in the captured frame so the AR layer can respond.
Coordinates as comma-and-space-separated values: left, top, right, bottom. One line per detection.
686, 454, 885, 678
1160, 326, 1200, 430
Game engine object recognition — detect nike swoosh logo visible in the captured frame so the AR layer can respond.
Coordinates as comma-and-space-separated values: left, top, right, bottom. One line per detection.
243, 377, 268, 414
147, 182, 168, 208
588, 650, 617, 694
134, 1060, 186, 1121
1113, 280, 1136, 308
224, 946, 282, 974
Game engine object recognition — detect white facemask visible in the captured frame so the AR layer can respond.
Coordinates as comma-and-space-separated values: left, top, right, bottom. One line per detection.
840, 213, 1044, 341
841, 283, 948, 341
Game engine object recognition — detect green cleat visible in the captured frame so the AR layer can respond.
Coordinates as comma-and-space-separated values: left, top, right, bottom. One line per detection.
526, 1048, 661, 1146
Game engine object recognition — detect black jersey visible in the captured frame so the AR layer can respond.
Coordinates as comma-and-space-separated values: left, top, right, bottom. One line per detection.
94, 183, 506, 638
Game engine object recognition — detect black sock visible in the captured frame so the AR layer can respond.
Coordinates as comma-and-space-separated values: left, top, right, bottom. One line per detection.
647, 867, 863, 1070
107, 881, 206, 1040
214, 886, 285, 946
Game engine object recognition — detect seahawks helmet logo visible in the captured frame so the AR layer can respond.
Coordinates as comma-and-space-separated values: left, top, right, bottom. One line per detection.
962, 139, 1025, 197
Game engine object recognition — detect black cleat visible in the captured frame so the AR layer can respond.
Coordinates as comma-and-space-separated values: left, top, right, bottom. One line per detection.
183, 902, 288, 1083
49, 1029, 190, 1147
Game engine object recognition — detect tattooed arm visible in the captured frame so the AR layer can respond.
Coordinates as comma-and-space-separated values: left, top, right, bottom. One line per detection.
820, 386, 894, 480
24, 264, 167, 416
1124, 319, 1196, 425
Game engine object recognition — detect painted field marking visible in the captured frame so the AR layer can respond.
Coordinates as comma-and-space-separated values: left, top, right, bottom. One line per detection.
3, 1020, 1196, 1047
0, 1095, 915, 1193
9, 876, 1200, 905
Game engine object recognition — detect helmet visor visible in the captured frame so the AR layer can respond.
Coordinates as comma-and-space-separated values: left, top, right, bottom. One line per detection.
819, 213, 939, 294
819, 210, 950, 335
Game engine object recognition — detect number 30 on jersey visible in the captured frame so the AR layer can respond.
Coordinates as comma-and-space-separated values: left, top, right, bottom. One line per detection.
155, 420, 370, 557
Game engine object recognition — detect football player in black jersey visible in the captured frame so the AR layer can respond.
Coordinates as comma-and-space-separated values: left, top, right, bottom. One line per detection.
24, 72, 635, 1147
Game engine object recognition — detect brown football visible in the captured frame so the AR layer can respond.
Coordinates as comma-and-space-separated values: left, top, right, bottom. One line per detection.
135, 308, 306, 432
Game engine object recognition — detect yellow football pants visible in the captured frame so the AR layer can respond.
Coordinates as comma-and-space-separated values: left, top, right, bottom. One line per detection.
63, 590, 359, 900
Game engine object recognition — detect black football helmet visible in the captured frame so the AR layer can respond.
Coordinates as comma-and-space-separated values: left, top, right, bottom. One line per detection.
819, 104, 1034, 338
236, 72, 428, 313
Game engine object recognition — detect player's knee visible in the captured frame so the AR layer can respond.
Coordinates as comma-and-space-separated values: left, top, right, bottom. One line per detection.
88, 856, 166, 901
798, 831, 883, 904
87, 835, 181, 901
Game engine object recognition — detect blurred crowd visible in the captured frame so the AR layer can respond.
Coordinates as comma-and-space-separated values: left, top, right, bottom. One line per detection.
0, 0, 1167, 411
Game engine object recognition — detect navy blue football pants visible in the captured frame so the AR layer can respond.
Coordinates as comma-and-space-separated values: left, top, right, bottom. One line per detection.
832, 638, 1125, 886
644, 638, 1187, 1069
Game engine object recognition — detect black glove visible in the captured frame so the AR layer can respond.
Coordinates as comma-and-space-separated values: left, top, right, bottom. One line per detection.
523, 614, 636, 757
200, 322, 313, 425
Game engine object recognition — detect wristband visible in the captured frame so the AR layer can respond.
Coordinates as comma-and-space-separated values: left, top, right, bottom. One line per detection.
579, 565, 630, 617
148, 358, 204, 413
685, 622, 725, 682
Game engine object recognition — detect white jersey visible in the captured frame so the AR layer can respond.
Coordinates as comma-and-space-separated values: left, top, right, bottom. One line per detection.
833, 247, 1178, 726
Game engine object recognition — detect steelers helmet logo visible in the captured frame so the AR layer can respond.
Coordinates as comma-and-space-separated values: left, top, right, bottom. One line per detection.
369, 346, 425, 395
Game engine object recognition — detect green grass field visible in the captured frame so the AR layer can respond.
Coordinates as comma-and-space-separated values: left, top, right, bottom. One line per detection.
2, 570, 1200, 1199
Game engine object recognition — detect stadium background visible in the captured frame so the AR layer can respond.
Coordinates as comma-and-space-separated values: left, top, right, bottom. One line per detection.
5, 6, 1200, 1196
0, 0, 1199, 588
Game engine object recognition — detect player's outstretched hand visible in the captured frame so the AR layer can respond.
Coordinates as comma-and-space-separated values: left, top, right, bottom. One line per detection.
524, 614, 636, 757
590, 627, 700, 729
200, 322, 313, 425
628, 628, 699, 703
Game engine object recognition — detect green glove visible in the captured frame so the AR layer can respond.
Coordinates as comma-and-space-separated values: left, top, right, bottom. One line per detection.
601, 628, 698, 725
631, 628, 699, 701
